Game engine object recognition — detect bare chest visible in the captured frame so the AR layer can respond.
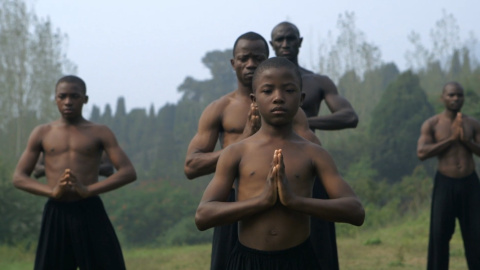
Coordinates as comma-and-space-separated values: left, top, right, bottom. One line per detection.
42, 127, 102, 157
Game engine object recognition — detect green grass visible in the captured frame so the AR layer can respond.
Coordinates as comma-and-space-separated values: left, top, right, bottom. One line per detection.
0, 211, 470, 270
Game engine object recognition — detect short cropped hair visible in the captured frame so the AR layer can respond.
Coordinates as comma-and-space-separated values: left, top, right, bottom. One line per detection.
233, 32, 269, 57
56, 75, 87, 93
271, 21, 301, 38
442, 81, 463, 93
252, 57, 302, 91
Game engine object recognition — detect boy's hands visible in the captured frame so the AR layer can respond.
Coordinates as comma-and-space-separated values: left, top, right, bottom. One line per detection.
51, 169, 90, 199
263, 155, 278, 207
51, 169, 71, 199
275, 149, 297, 207
263, 149, 297, 208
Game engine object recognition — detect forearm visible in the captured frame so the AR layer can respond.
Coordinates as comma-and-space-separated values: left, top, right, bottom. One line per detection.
287, 196, 365, 226
417, 138, 454, 160
184, 150, 222, 179
195, 197, 269, 231
12, 173, 53, 197
308, 110, 358, 130
461, 140, 480, 156
86, 166, 136, 196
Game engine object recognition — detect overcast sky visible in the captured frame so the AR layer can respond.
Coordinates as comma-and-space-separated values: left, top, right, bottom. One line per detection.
30, 0, 479, 115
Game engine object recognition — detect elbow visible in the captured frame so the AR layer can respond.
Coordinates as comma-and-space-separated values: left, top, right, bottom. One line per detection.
417, 150, 427, 161
349, 199, 365, 226
194, 208, 210, 231
347, 113, 359, 128
12, 173, 25, 189
184, 165, 197, 180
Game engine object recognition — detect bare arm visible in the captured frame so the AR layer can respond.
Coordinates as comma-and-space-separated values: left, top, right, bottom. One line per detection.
13, 126, 55, 197
184, 102, 224, 179
417, 117, 456, 161
195, 146, 276, 231
185, 101, 260, 179
460, 117, 480, 157
71, 126, 136, 197
308, 75, 358, 130
98, 152, 115, 177
277, 147, 364, 226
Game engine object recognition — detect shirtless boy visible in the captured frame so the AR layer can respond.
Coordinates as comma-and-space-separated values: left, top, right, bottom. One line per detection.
270, 21, 359, 270
417, 82, 480, 270
184, 32, 318, 270
195, 57, 364, 269
13, 75, 137, 270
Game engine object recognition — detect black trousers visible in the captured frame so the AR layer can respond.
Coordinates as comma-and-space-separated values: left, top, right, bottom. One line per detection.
427, 171, 480, 270
210, 189, 238, 270
226, 238, 320, 270
34, 196, 126, 270
311, 177, 339, 270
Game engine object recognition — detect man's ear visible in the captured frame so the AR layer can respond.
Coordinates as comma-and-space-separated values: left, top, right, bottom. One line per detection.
230, 58, 234, 68
250, 93, 256, 104
269, 40, 274, 48
84, 95, 89, 104
299, 37, 303, 48
300, 93, 305, 106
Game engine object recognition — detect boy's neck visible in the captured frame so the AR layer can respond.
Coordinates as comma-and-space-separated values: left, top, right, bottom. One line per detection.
60, 115, 86, 125
258, 122, 295, 139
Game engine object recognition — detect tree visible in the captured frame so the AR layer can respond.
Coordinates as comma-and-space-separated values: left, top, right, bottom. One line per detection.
0, 0, 76, 157
369, 71, 434, 182
317, 11, 382, 83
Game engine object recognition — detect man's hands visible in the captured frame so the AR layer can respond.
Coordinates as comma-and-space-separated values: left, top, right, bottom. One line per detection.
51, 169, 90, 199
262, 149, 298, 208
451, 112, 472, 143
242, 103, 261, 138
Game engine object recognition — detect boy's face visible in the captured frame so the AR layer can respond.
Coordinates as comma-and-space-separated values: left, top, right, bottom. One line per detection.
55, 82, 88, 119
231, 39, 268, 88
252, 67, 304, 126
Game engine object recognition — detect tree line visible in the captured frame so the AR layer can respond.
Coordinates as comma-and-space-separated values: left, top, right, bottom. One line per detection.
1, 1, 479, 247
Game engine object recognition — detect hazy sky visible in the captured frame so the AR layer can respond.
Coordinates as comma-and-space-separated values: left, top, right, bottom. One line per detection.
31, 0, 479, 114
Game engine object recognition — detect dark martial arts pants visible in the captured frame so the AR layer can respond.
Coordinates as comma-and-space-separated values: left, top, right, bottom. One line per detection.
210, 188, 238, 270
34, 196, 126, 270
427, 171, 480, 270
226, 238, 320, 270
310, 176, 339, 270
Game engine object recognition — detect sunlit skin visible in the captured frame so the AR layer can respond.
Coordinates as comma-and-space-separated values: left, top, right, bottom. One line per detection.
417, 83, 480, 178
184, 38, 320, 180
195, 65, 364, 251
13, 81, 136, 202
270, 22, 358, 130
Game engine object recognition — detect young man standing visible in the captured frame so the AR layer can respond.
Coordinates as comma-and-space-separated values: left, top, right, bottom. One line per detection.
13, 75, 137, 270
417, 82, 480, 270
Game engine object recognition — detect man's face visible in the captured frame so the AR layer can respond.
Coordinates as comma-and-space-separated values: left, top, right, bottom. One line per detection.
442, 84, 464, 112
231, 39, 268, 88
252, 67, 303, 126
55, 82, 88, 119
270, 25, 302, 62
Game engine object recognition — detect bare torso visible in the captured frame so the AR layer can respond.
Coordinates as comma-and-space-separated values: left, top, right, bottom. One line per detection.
218, 92, 252, 148
236, 136, 315, 250
41, 120, 104, 201
430, 115, 476, 178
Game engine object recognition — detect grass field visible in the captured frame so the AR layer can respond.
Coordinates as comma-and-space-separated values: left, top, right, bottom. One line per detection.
0, 211, 469, 270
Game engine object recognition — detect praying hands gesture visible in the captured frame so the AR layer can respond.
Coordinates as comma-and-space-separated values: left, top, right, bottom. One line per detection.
51, 169, 89, 199
263, 149, 298, 208
242, 103, 261, 138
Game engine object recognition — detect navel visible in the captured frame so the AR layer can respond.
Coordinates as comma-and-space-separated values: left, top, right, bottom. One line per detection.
269, 229, 278, 236
249, 171, 255, 176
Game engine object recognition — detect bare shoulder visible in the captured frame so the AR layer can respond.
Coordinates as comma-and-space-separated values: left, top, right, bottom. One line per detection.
423, 114, 440, 128
205, 92, 235, 113
463, 114, 480, 128
303, 73, 336, 91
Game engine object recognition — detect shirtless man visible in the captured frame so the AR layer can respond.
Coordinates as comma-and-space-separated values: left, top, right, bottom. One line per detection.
417, 82, 480, 270
13, 75, 137, 270
195, 57, 364, 269
184, 32, 318, 270
270, 21, 359, 269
